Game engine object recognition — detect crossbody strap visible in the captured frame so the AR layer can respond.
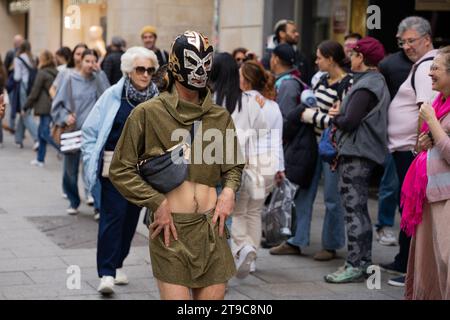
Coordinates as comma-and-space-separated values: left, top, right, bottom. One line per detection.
411, 56, 434, 94
17, 56, 34, 72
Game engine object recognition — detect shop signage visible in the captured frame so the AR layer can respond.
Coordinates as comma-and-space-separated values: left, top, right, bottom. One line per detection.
65, 5, 81, 30
69, 0, 106, 5
415, 0, 450, 11
8, 0, 30, 14
333, 5, 348, 33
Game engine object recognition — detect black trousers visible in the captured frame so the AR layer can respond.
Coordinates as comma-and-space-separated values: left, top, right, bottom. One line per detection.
392, 151, 415, 273
97, 177, 141, 278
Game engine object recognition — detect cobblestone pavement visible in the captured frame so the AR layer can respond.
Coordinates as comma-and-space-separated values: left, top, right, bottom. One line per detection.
0, 132, 404, 300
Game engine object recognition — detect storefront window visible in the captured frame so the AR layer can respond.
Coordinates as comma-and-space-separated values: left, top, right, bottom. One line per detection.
62, 0, 107, 57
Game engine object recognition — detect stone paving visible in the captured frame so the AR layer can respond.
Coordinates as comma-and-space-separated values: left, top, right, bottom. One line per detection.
0, 131, 405, 300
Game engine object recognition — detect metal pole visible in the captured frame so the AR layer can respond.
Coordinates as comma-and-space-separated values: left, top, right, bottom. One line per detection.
213, 0, 220, 51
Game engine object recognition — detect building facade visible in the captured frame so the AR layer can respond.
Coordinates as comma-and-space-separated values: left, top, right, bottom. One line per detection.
1, 0, 449, 65
1, 0, 214, 59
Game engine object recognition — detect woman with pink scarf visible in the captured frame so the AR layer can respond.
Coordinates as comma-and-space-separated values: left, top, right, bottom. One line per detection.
402, 46, 450, 300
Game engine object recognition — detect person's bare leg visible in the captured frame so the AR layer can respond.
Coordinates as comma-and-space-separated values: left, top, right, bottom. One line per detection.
157, 280, 191, 300
192, 283, 226, 300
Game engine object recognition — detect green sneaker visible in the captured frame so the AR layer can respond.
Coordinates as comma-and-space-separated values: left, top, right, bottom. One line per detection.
324, 263, 365, 283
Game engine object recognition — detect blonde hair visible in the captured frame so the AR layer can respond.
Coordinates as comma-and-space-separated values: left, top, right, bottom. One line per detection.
39, 50, 56, 69
438, 45, 450, 73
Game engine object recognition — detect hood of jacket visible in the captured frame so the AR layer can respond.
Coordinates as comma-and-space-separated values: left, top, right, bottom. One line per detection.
159, 86, 215, 126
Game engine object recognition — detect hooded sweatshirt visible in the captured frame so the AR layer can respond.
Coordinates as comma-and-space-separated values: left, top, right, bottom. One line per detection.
51, 70, 110, 130
109, 86, 245, 212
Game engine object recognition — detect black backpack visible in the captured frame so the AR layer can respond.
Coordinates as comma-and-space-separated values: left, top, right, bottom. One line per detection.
17, 56, 38, 95
410, 56, 434, 94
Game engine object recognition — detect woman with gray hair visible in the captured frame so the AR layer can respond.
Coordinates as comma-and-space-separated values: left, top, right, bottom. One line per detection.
81, 46, 159, 295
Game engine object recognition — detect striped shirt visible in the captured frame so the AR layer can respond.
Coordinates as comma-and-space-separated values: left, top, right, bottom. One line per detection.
308, 73, 353, 136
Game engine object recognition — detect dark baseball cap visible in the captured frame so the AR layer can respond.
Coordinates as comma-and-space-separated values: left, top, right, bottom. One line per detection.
349, 36, 385, 66
273, 43, 296, 66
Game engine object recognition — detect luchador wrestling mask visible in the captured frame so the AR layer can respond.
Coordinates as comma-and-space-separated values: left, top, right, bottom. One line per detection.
168, 30, 214, 90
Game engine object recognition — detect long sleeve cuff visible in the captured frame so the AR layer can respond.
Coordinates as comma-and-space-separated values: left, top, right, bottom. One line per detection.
222, 165, 244, 193
147, 193, 166, 213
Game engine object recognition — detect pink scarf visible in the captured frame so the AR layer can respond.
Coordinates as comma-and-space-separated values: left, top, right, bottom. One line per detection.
401, 93, 450, 236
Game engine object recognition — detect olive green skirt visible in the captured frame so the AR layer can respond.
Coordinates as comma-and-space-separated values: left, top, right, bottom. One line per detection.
149, 209, 236, 288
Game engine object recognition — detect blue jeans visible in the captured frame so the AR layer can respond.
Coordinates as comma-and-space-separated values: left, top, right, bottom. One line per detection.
92, 178, 101, 212
288, 156, 346, 250
37, 115, 60, 162
63, 151, 82, 209
15, 110, 38, 145
97, 177, 141, 277
376, 153, 399, 229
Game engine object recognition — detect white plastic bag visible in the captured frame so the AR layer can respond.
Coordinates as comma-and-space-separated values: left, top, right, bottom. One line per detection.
261, 178, 298, 247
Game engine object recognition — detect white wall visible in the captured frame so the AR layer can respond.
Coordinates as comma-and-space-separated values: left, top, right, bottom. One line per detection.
0, 1, 26, 60
107, 0, 214, 52
28, 0, 61, 55
218, 0, 265, 57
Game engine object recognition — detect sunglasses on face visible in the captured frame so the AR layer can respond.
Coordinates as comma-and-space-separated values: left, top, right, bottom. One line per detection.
134, 66, 155, 76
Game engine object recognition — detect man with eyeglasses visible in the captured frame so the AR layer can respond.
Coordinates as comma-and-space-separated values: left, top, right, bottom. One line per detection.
261, 19, 313, 85
383, 16, 438, 288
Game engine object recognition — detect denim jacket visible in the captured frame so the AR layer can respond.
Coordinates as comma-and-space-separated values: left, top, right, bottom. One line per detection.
81, 77, 128, 193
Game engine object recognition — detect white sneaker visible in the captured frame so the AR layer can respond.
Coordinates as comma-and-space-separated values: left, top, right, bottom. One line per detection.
235, 245, 256, 279
250, 260, 256, 273
376, 227, 397, 246
62, 193, 68, 199
97, 276, 115, 294
114, 268, 129, 285
66, 207, 79, 215
33, 142, 39, 151
86, 196, 94, 206
30, 159, 44, 167
93, 210, 100, 221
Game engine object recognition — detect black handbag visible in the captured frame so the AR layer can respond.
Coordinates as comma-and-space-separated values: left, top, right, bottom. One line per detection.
137, 120, 199, 194
140, 121, 200, 229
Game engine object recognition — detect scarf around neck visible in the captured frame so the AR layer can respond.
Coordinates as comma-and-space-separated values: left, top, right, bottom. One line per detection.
125, 77, 159, 104
401, 93, 450, 236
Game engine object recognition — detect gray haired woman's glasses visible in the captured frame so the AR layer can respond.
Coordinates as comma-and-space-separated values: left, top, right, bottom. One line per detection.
135, 66, 155, 76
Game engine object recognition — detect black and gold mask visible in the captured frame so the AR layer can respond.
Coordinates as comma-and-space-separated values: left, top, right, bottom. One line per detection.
168, 31, 214, 90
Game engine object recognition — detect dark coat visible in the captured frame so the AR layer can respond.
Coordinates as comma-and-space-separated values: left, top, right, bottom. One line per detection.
101, 50, 124, 85
23, 66, 58, 115
378, 50, 413, 100
283, 103, 318, 188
